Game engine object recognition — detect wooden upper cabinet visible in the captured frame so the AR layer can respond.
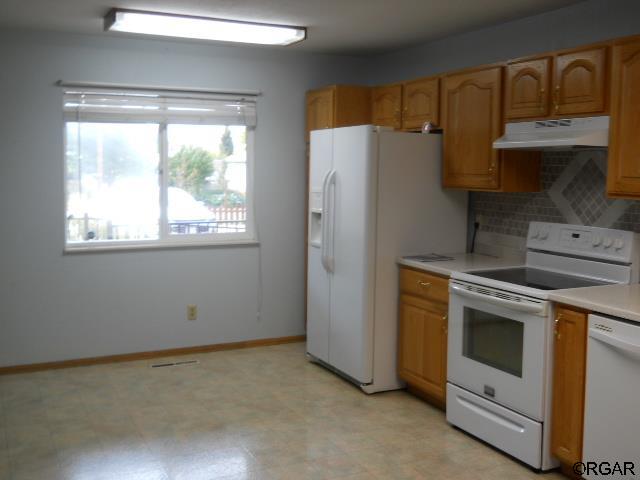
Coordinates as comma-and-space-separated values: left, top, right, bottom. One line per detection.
553, 47, 607, 116
306, 87, 334, 136
305, 85, 371, 140
551, 305, 588, 467
372, 84, 402, 129
442, 67, 502, 190
607, 39, 640, 198
402, 77, 440, 130
505, 58, 551, 119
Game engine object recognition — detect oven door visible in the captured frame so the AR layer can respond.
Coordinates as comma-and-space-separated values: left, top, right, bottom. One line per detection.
448, 281, 549, 421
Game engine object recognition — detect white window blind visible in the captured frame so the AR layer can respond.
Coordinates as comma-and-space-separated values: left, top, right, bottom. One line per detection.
63, 87, 257, 126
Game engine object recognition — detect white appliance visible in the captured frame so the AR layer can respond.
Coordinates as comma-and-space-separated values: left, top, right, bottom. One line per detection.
447, 222, 638, 470
493, 116, 609, 150
583, 314, 640, 480
307, 125, 468, 393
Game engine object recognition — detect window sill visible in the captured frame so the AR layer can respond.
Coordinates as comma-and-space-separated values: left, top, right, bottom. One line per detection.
64, 238, 259, 254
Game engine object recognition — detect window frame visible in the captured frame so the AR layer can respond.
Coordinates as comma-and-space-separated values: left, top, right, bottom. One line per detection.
63, 119, 257, 252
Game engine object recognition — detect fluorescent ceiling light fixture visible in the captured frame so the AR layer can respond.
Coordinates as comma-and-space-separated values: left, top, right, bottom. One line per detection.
104, 9, 306, 46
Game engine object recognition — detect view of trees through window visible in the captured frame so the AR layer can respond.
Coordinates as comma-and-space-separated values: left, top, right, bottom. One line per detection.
167, 125, 247, 235
65, 122, 248, 244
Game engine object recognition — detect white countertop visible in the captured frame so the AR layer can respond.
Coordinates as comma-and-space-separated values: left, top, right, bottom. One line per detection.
398, 253, 521, 277
549, 284, 640, 323
399, 253, 640, 323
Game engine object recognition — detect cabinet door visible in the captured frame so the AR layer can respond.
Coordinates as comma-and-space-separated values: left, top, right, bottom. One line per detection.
372, 85, 402, 129
442, 67, 502, 189
553, 47, 607, 116
607, 40, 640, 197
398, 294, 448, 403
306, 88, 334, 138
402, 77, 439, 129
505, 58, 551, 119
551, 305, 588, 466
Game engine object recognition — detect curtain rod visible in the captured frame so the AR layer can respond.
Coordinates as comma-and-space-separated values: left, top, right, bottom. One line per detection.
56, 80, 261, 97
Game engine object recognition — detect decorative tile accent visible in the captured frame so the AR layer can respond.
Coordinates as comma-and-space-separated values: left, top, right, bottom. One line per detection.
562, 158, 612, 225
473, 150, 640, 237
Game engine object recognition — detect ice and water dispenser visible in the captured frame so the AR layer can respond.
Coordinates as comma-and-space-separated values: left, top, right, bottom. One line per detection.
309, 190, 323, 247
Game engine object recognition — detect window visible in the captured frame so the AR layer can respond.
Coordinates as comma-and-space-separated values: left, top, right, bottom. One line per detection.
63, 87, 256, 250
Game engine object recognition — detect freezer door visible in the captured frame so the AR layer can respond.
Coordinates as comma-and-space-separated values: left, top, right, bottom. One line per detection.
306, 129, 334, 361
328, 125, 376, 384
306, 246, 330, 362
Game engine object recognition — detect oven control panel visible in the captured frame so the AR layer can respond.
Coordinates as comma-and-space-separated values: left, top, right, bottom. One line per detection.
527, 222, 638, 263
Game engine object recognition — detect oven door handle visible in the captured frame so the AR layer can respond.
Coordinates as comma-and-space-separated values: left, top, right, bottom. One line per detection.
449, 284, 546, 314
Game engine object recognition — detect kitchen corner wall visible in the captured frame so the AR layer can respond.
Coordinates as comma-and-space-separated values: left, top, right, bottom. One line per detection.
473, 151, 640, 239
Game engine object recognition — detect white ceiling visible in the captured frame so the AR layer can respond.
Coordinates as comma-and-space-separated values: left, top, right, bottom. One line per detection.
0, 0, 585, 54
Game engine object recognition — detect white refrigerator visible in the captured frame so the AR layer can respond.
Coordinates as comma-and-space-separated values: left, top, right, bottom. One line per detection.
307, 125, 468, 393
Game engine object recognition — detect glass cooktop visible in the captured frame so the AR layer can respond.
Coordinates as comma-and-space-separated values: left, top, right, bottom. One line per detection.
467, 267, 610, 291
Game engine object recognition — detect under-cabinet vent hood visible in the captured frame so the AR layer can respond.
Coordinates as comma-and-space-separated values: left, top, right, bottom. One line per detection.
493, 116, 609, 150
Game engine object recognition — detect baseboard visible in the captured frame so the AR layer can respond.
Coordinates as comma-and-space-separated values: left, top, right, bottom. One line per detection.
0, 335, 306, 376
407, 385, 446, 411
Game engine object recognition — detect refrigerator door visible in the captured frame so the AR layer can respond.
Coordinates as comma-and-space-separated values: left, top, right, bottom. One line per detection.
370, 132, 467, 392
328, 125, 377, 384
306, 129, 333, 362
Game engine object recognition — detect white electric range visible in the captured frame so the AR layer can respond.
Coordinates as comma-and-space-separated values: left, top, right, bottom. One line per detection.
446, 222, 639, 471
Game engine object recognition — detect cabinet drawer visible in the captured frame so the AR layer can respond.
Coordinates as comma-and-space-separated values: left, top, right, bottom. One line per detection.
399, 268, 449, 303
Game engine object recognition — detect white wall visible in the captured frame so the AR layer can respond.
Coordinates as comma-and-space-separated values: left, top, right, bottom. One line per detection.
0, 29, 367, 366
367, 0, 640, 84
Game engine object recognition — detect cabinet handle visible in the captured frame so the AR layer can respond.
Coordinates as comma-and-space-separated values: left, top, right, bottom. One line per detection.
554, 314, 562, 340
488, 165, 495, 174
539, 88, 545, 110
553, 85, 560, 112
417, 281, 432, 288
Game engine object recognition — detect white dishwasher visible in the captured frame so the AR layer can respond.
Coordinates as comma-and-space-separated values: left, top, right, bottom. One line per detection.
583, 314, 640, 479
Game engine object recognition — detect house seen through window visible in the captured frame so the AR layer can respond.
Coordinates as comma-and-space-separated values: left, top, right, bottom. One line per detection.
64, 87, 256, 249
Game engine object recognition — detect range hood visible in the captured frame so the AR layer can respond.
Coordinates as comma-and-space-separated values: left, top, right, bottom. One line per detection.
493, 116, 609, 150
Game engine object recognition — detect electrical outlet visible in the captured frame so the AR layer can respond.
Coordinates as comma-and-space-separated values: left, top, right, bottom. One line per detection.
187, 304, 197, 321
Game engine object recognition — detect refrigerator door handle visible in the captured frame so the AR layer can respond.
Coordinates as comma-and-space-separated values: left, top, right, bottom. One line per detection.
320, 169, 332, 271
325, 170, 337, 272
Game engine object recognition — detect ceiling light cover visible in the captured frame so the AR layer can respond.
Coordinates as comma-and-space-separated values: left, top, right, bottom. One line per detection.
104, 9, 306, 46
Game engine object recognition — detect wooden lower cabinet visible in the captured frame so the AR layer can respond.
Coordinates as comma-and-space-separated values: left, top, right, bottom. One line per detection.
398, 267, 449, 406
550, 305, 589, 467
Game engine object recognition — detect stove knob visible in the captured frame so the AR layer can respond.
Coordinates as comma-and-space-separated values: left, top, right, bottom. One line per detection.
603, 237, 613, 248
530, 229, 539, 239
614, 238, 625, 250
539, 228, 549, 240
592, 236, 602, 247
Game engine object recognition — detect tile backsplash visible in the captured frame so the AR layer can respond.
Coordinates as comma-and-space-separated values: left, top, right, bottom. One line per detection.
472, 150, 640, 238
